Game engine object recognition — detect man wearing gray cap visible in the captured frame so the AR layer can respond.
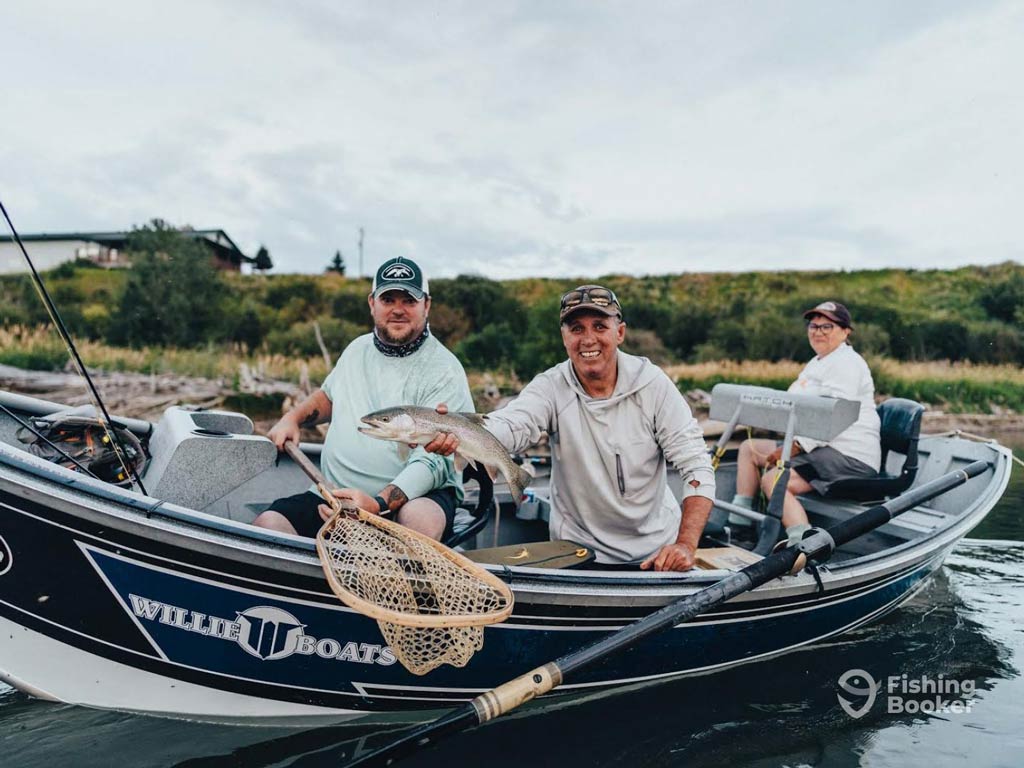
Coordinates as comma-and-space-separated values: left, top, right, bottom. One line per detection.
253, 257, 473, 541
429, 284, 715, 571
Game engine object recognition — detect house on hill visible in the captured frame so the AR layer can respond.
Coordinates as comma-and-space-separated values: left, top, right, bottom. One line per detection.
0, 229, 255, 274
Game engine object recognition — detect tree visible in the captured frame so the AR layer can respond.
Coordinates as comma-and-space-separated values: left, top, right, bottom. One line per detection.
106, 219, 225, 348
429, 275, 522, 332
979, 272, 1024, 324
254, 245, 273, 273
327, 250, 347, 275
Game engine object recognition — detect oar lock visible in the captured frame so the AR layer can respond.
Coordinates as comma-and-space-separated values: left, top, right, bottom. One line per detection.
773, 526, 836, 583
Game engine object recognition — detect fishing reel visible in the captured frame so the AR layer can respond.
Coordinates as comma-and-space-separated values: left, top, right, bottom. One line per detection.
17, 413, 148, 487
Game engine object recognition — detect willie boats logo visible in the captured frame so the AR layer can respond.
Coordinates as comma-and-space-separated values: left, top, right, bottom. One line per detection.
128, 594, 396, 665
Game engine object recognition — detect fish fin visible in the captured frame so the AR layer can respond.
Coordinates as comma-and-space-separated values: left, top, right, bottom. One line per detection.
458, 412, 487, 424
396, 443, 410, 462
453, 453, 468, 472
484, 463, 500, 482
519, 460, 536, 478
506, 463, 534, 508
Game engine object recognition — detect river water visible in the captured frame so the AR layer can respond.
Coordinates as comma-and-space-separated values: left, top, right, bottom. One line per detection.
2, 438, 1022, 768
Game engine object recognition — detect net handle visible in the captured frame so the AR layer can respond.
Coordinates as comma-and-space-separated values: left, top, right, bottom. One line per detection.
283, 441, 381, 518
284, 440, 331, 487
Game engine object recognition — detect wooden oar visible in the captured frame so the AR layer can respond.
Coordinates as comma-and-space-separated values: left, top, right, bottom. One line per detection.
345, 459, 991, 768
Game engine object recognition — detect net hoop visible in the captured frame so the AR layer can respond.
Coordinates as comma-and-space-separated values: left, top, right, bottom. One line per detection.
315, 508, 514, 629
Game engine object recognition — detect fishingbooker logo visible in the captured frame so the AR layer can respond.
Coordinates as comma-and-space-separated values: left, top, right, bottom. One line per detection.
128, 595, 396, 666
0, 534, 11, 575
837, 668, 975, 718
837, 669, 877, 718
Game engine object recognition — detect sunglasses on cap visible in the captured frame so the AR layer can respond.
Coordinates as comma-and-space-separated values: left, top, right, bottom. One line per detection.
559, 286, 620, 311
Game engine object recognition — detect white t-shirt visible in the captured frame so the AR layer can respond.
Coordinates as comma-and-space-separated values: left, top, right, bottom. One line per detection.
787, 343, 881, 471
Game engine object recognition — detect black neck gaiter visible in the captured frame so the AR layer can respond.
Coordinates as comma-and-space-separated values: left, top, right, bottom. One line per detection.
372, 325, 430, 357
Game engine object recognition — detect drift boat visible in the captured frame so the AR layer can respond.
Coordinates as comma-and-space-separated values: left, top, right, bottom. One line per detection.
0, 384, 1011, 723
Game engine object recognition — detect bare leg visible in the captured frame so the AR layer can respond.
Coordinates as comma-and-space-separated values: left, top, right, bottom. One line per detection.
252, 510, 300, 535
736, 438, 779, 497
760, 469, 814, 528
395, 497, 447, 541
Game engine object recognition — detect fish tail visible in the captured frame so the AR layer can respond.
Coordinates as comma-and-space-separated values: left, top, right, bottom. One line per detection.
506, 462, 533, 507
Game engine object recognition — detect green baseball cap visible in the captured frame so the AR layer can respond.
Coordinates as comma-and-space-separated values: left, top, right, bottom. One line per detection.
372, 257, 429, 300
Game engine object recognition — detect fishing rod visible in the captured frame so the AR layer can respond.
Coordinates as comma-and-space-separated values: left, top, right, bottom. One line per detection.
0, 198, 148, 495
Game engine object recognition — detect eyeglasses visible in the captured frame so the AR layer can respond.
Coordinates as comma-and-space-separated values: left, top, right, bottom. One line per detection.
807, 321, 836, 333
560, 286, 619, 311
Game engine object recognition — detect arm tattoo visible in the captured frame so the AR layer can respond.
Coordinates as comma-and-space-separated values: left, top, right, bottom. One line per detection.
299, 408, 320, 428
380, 484, 408, 512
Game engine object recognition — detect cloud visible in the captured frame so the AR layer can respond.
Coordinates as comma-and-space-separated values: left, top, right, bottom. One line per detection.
2, 1, 1021, 278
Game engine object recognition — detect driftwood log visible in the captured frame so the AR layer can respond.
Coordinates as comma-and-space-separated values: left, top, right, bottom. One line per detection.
0, 363, 302, 428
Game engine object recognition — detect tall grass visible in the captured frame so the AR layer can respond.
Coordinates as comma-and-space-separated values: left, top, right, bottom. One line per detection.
870, 359, 1024, 413
667, 358, 1024, 413
665, 360, 803, 393
0, 325, 330, 384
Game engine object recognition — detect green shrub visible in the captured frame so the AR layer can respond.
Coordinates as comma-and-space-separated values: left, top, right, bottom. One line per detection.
263, 317, 364, 357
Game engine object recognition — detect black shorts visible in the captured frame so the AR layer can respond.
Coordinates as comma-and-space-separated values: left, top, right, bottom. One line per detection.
267, 488, 458, 539
790, 446, 877, 495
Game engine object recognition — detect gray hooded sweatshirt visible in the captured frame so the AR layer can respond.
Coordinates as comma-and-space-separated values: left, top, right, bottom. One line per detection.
485, 351, 715, 564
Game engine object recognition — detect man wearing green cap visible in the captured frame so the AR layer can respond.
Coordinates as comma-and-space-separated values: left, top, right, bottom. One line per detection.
253, 257, 473, 541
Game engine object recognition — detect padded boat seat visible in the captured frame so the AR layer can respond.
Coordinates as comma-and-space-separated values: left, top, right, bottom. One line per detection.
824, 398, 924, 502
144, 406, 277, 511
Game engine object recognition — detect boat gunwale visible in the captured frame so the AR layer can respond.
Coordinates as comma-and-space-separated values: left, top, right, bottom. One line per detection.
0, 419, 1011, 601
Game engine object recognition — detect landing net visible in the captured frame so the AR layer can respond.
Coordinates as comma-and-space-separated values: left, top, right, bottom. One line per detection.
316, 509, 514, 675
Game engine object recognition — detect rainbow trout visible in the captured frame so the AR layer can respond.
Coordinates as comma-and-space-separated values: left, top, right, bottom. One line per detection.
358, 406, 533, 506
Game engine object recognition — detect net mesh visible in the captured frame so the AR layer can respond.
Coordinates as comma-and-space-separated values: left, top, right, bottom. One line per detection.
317, 509, 513, 675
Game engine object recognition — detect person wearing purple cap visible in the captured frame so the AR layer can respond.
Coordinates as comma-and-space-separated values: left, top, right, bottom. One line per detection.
731, 301, 881, 543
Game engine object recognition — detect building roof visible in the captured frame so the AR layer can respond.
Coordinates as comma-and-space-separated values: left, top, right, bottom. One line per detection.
0, 229, 254, 264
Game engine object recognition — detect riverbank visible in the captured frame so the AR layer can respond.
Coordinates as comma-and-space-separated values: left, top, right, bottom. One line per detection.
3, 361, 1022, 438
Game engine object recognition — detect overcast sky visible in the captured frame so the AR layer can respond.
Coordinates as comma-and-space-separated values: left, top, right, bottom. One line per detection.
1, 1, 1021, 279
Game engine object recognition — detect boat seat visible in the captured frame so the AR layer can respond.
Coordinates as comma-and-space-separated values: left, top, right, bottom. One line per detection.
444, 461, 497, 548
144, 406, 277, 511
824, 398, 924, 502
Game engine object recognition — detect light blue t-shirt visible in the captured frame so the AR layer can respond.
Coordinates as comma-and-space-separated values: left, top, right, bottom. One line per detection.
317, 333, 474, 503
